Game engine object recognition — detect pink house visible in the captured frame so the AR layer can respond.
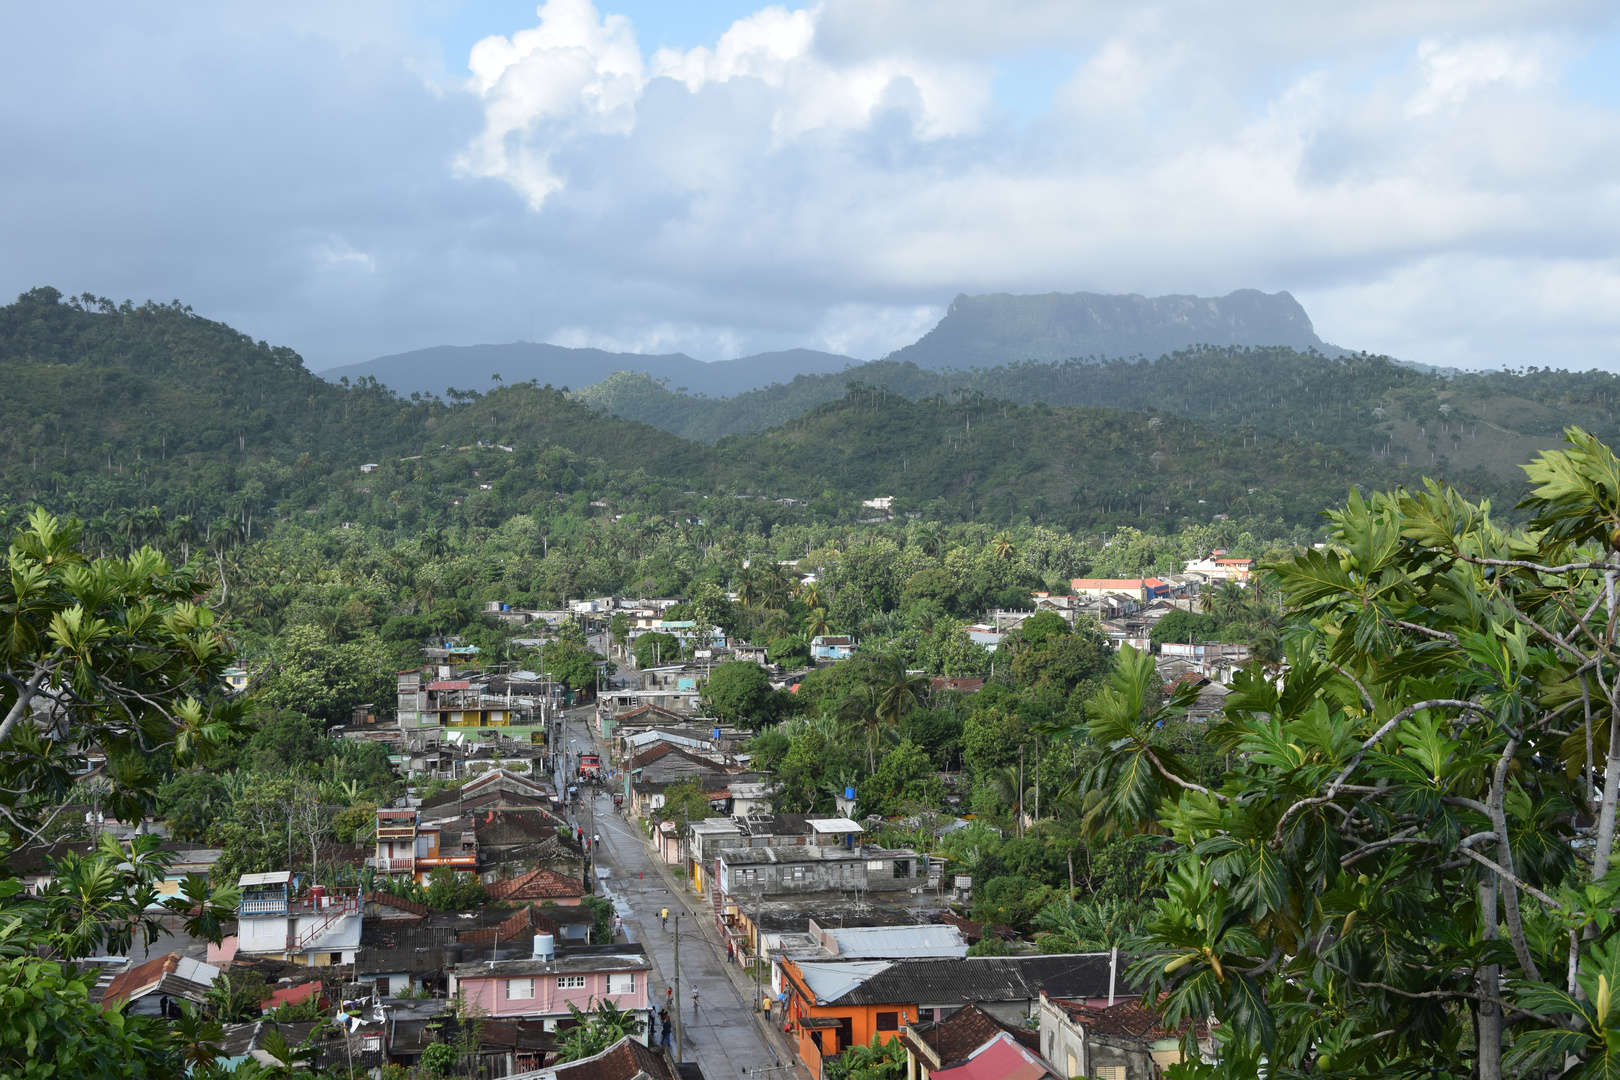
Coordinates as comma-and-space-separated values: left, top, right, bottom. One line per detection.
449, 942, 653, 1030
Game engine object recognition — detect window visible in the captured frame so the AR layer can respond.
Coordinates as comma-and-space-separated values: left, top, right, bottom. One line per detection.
362, 1037, 382, 1052
867, 860, 885, 871
875, 1012, 899, 1031
506, 978, 535, 1000
608, 973, 635, 995
557, 975, 587, 989
1067, 1053, 1077, 1078
1095, 1067, 1125, 1080
893, 860, 910, 878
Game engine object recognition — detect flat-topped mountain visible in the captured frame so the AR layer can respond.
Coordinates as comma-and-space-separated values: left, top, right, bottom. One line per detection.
323, 288, 1339, 399
885, 288, 1331, 369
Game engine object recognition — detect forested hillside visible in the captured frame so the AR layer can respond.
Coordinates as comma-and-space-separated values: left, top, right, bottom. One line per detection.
574, 346, 1620, 492
0, 287, 1461, 539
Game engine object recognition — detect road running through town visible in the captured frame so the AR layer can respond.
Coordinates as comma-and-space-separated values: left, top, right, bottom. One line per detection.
552, 707, 795, 1080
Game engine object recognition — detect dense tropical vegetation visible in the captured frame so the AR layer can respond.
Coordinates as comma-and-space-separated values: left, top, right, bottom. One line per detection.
18, 287, 1620, 1076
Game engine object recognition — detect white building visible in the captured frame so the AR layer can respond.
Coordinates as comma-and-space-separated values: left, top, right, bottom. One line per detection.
234, 871, 361, 967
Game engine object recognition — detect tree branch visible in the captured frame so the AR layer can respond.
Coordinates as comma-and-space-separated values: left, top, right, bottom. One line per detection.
1456, 846, 1562, 910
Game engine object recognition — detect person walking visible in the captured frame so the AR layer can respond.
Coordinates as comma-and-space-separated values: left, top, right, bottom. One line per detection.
691, 986, 700, 1015
660, 1013, 672, 1047
665, 985, 674, 1010
660, 908, 669, 931
612, 914, 622, 939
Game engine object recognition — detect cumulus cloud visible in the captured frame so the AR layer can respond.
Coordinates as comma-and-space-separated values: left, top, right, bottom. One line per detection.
443, 0, 1620, 367
0, 0, 1617, 371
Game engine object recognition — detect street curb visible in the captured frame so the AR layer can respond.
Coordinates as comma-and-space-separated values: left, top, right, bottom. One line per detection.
622, 813, 807, 1079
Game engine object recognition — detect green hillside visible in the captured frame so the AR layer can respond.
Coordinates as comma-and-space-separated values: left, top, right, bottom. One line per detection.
573, 347, 1620, 492
0, 286, 1521, 539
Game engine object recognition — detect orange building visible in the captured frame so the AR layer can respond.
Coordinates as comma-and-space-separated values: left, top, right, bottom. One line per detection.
778, 954, 1127, 1077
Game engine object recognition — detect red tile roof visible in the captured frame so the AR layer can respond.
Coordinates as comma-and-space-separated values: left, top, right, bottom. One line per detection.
486, 867, 586, 902
365, 891, 431, 917
905, 1003, 1040, 1067
932, 1032, 1057, 1080
551, 1035, 673, 1080
460, 903, 562, 945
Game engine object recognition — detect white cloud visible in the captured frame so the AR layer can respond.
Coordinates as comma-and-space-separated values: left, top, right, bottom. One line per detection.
460, 0, 649, 207
1409, 36, 1554, 115
3, 0, 1620, 371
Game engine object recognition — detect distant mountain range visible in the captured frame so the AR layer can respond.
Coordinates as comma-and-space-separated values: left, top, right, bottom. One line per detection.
319, 343, 860, 399
320, 288, 1346, 398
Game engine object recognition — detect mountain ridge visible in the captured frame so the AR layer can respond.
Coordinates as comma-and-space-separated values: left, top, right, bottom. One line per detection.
318, 342, 859, 399
323, 288, 1352, 400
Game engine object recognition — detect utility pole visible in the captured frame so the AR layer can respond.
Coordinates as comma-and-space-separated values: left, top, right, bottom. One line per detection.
673, 914, 683, 1063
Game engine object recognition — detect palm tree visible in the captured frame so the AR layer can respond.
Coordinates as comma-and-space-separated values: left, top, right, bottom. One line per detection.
795, 580, 823, 611
168, 515, 198, 563
804, 607, 832, 639
736, 565, 762, 608
991, 531, 1016, 561
1200, 579, 1247, 619
759, 562, 792, 608
913, 524, 943, 558
855, 654, 930, 771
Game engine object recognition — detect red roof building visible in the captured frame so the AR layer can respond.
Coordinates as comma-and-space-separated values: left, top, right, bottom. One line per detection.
486, 867, 586, 904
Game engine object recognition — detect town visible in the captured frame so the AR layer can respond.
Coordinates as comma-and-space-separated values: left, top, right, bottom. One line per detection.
11, 550, 1254, 1080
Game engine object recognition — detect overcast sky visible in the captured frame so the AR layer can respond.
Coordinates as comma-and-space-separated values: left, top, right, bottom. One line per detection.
2, 1, 1618, 371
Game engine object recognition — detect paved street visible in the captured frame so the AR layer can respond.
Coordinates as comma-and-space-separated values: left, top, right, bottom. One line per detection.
552, 708, 798, 1080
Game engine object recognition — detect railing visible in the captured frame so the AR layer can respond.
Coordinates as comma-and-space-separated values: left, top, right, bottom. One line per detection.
240, 898, 288, 916
370, 857, 415, 872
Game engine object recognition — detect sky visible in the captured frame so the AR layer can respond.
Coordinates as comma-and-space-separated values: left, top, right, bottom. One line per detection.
2, 1, 1619, 372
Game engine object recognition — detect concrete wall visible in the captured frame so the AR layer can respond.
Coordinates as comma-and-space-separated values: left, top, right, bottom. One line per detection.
719, 854, 922, 897
1036, 996, 1155, 1080
452, 969, 650, 1019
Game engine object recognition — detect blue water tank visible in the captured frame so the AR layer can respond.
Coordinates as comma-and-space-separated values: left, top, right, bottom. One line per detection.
844, 786, 855, 800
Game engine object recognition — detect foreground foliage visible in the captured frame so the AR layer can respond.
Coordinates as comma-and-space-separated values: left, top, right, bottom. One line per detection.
1069, 428, 1620, 1077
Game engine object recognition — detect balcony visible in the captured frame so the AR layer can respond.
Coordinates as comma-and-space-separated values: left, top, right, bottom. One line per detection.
367, 857, 416, 873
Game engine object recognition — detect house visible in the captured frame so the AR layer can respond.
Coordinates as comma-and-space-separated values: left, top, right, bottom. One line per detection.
1070, 579, 1159, 602
810, 636, 857, 661
901, 1004, 1049, 1080
371, 807, 479, 881
783, 922, 968, 961
5, 839, 97, 894
777, 953, 1134, 1075
362, 890, 432, 921
964, 626, 1006, 649
716, 844, 928, 900
234, 871, 362, 966
1183, 554, 1253, 582
513, 1034, 675, 1080
223, 666, 250, 693
100, 952, 221, 1014
486, 866, 587, 905
933, 1031, 1062, 1080
1038, 993, 1209, 1079
473, 810, 572, 877
449, 942, 652, 1029
214, 1021, 329, 1072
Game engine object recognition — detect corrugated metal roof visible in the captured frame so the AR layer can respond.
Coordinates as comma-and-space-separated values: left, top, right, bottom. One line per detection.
827, 925, 968, 959
807, 818, 863, 833
795, 953, 1122, 1007
238, 870, 292, 887
796, 960, 893, 1004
